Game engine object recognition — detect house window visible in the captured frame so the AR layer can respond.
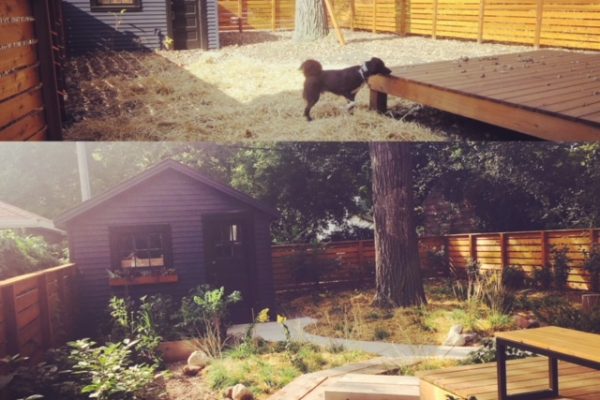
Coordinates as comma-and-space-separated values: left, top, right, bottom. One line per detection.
110, 225, 171, 271
91, 0, 141, 12
214, 223, 243, 258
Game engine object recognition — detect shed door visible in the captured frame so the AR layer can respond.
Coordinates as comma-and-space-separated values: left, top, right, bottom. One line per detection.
203, 215, 254, 322
172, 0, 209, 49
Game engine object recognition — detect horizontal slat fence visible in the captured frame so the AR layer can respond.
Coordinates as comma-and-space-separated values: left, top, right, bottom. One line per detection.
272, 228, 600, 294
219, 0, 600, 51
0, 0, 64, 141
271, 237, 444, 294
0, 264, 76, 360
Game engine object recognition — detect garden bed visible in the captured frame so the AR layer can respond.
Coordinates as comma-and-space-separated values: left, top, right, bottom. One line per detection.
281, 278, 590, 346
62, 30, 538, 141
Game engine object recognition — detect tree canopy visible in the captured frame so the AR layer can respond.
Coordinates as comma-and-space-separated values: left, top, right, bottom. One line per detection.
0, 142, 599, 243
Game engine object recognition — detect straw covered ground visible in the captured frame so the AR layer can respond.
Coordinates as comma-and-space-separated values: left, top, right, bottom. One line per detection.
63, 30, 535, 141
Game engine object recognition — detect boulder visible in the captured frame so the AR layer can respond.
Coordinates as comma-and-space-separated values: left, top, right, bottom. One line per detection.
462, 332, 479, 345
443, 325, 465, 346
226, 384, 254, 400
515, 312, 540, 329
182, 365, 203, 376
187, 350, 210, 369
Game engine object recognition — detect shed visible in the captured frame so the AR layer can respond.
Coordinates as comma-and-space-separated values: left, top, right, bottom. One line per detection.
62, 0, 220, 54
55, 160, 277, 330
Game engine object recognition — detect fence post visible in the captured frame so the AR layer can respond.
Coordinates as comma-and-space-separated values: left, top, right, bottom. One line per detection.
37, 273, 52, 348
477, 0, 485, 43
432, 0, 438, 39
351, 0, 355, 30
271, 0, 276, 31
500, 233, 507, 272
469, 234, 477, 262
397, 0, 406, 36
31, 0, 63, 140
2, 285, 19, 356
372, 0, 377, 33
534, 0, 544, 48
541, 231, 549, 267
237, 0, 243, 31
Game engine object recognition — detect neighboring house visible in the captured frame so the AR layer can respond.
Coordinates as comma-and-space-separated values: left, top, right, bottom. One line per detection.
62, 0, 220, 54
0, 201, 65, 242
55, 160, 277, 330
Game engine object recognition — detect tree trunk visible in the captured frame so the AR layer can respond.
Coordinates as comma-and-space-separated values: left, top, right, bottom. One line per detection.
293, 0, 329, 42
369, 142, 427, 308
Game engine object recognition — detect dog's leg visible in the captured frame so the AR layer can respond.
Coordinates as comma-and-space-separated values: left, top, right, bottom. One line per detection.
344, 93, 357, 114
304, 94, 319, 122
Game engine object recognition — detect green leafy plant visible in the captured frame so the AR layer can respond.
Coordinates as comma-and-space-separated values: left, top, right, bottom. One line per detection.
501, 265, 528, 290
462, 338, 530, 364
533, 266, 553, 290
0, 230, 63, 280
583, 244, 600, 292
68, 338, 160, 400
550, 246, 571, 291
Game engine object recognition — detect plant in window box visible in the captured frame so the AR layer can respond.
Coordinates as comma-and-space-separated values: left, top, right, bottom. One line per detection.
108, 267, 178, 286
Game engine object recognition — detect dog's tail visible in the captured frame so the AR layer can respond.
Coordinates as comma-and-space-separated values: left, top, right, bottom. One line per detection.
300, 59, 323, 78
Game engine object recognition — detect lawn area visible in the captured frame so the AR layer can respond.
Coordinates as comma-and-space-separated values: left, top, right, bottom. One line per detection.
62, 31, 533, 141
282, 278, 587, 345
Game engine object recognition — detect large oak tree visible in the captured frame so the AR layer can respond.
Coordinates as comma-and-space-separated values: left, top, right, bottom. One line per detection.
370, 142, 427, 308
293, 0, 329, 42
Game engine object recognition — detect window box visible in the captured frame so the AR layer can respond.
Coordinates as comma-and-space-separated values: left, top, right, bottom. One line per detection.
90, 0, 142, 12
109, 273, 178, 287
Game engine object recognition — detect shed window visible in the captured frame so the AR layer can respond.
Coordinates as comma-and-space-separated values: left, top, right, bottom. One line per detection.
214, 223, 243, 258
91, 0, 141, 12
110, 225, 171, 270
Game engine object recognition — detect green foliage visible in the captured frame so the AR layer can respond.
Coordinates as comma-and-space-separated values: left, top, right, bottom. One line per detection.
426, 247, 448, 274
583, 244, 600, 292
373, 328, 390, 340
107, 296, 163, 365
68, 338, 159, 400
532, 299, 600, 333
501, 265, 528, 290
0, 231, 64, 280
533, 266, 553, 290
550, 246, 571, 291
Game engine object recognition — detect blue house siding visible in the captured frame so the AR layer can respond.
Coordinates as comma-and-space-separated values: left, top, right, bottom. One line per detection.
63, 0, 170, 53
207, 0, 219, 49
63, 169, 275, 333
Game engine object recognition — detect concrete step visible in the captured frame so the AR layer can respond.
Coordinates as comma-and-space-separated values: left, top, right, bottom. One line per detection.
323, 374, 420, 400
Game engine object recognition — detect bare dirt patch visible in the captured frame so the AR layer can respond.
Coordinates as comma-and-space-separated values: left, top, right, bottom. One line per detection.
63, 31, 539, 141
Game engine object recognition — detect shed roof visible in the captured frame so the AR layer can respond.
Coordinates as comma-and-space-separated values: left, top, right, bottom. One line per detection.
0, 201, 65, 234
55, 159, 278, 227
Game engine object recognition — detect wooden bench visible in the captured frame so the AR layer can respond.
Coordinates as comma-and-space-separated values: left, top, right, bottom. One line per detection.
496, 326, 600, 400
323, 374, 420, 400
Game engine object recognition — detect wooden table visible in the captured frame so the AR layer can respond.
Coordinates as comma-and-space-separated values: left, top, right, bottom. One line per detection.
495, 326, 600, 400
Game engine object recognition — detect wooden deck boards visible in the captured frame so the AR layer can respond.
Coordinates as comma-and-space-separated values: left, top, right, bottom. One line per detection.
368, 50, 600, 140
419, 357, 600, 400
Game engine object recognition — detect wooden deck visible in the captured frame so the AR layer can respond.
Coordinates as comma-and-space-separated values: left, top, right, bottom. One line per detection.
368, 50, 600, 141
419, 357, 600, 400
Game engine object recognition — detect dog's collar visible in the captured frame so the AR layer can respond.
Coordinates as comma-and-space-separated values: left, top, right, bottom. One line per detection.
359, 62, 368, 82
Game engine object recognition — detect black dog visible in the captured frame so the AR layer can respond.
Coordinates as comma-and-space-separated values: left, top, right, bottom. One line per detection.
300, 57, 392, 121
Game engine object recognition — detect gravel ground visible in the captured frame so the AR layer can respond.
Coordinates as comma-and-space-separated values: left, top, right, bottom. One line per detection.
63, 30, 543, 141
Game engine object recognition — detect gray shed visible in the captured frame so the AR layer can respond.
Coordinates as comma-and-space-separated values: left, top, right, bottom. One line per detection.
55, 160, 277, 329
62, 0, 220, 54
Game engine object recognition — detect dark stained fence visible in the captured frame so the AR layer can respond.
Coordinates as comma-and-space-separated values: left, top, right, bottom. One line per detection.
0, 264, 77, 360
271, 237, 444, 294
0, 0, 65, 140
272, 228, 600, 294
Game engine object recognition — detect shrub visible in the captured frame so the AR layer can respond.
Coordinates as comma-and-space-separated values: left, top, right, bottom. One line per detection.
426, 247, 448, 275
462, 338, 530, 364
533, 266, 553, 290
550, 246, 571, 291
501, 265, 527, 290
373, 328, 390, 340
583, 244, 600, 292
68, 338, 160, 400
0, 230, 63, 280
107, 296, 163, 365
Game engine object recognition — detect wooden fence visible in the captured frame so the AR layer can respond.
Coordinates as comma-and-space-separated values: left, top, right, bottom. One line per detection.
271, 237, 445, 294
219, 0, 600, 51
0, 264, 77, 360
0, 0, 65, 141
272, 228, 600, 293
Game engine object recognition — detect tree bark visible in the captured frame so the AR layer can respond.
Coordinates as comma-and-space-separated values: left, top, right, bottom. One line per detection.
369, 142, 427, 308
293, 0, 329, 42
